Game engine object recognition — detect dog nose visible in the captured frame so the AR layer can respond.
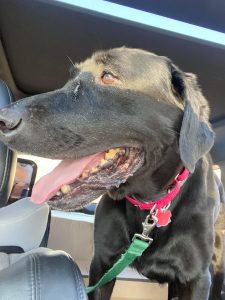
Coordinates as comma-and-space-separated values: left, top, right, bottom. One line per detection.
0, 109, 21, 134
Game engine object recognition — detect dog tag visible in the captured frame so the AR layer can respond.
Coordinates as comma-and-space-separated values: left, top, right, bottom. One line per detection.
156, 209, 172, 227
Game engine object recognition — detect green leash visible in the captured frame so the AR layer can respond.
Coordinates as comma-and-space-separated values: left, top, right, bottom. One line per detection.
86, 212, 156, 294
86, 238, 150, 294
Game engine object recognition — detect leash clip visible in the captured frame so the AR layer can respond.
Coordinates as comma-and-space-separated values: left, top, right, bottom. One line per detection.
133, 208, 157, 244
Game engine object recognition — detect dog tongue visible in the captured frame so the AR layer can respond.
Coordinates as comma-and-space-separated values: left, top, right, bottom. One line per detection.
31, 153, 104, 204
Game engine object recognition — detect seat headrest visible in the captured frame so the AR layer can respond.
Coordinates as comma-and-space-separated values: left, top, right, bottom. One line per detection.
0, 197, 50, 252
0, 80, 17, 207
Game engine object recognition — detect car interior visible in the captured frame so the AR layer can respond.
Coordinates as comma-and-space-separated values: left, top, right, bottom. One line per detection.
0, 0, 224, 299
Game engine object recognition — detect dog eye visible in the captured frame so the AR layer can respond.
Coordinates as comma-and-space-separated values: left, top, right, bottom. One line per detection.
101, 72, 116, 84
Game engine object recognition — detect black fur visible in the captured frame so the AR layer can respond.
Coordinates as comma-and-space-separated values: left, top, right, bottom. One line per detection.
0, 47, 224, 300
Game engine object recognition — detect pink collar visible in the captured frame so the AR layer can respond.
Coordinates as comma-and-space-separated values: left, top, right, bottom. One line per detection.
126, 167, 190, 210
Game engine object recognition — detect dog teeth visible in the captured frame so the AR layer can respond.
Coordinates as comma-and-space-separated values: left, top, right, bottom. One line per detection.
60, 184, 71, 194
56, 191, 62, 196
100, 159, 107, 166
80, 148, 124, 179
81, 172, 89, 178
90, 167, 98, 173
105, 148, 120, 160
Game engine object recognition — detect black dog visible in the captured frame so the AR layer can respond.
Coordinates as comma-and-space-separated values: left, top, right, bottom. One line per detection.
0, 48, 224, 300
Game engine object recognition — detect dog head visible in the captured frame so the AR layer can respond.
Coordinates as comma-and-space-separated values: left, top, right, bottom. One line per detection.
0, 47, 214, 209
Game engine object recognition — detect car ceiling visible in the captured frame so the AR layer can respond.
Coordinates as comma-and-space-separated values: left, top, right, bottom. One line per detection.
0, 0, 224, 163
109, 0, 225, 33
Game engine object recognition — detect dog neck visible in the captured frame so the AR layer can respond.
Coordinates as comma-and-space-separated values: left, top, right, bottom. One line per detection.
127, 166, 189, 210
129, 145, 184, 202
108, 144, 186, 203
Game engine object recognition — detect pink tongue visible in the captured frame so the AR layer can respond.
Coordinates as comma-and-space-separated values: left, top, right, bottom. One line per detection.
31, 152, 104, 204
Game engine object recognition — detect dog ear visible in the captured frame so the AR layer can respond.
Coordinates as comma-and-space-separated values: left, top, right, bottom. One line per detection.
170, 64, 214, 172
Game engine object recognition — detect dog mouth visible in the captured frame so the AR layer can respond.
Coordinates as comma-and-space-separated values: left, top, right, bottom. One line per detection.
31, 147, 144, 211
